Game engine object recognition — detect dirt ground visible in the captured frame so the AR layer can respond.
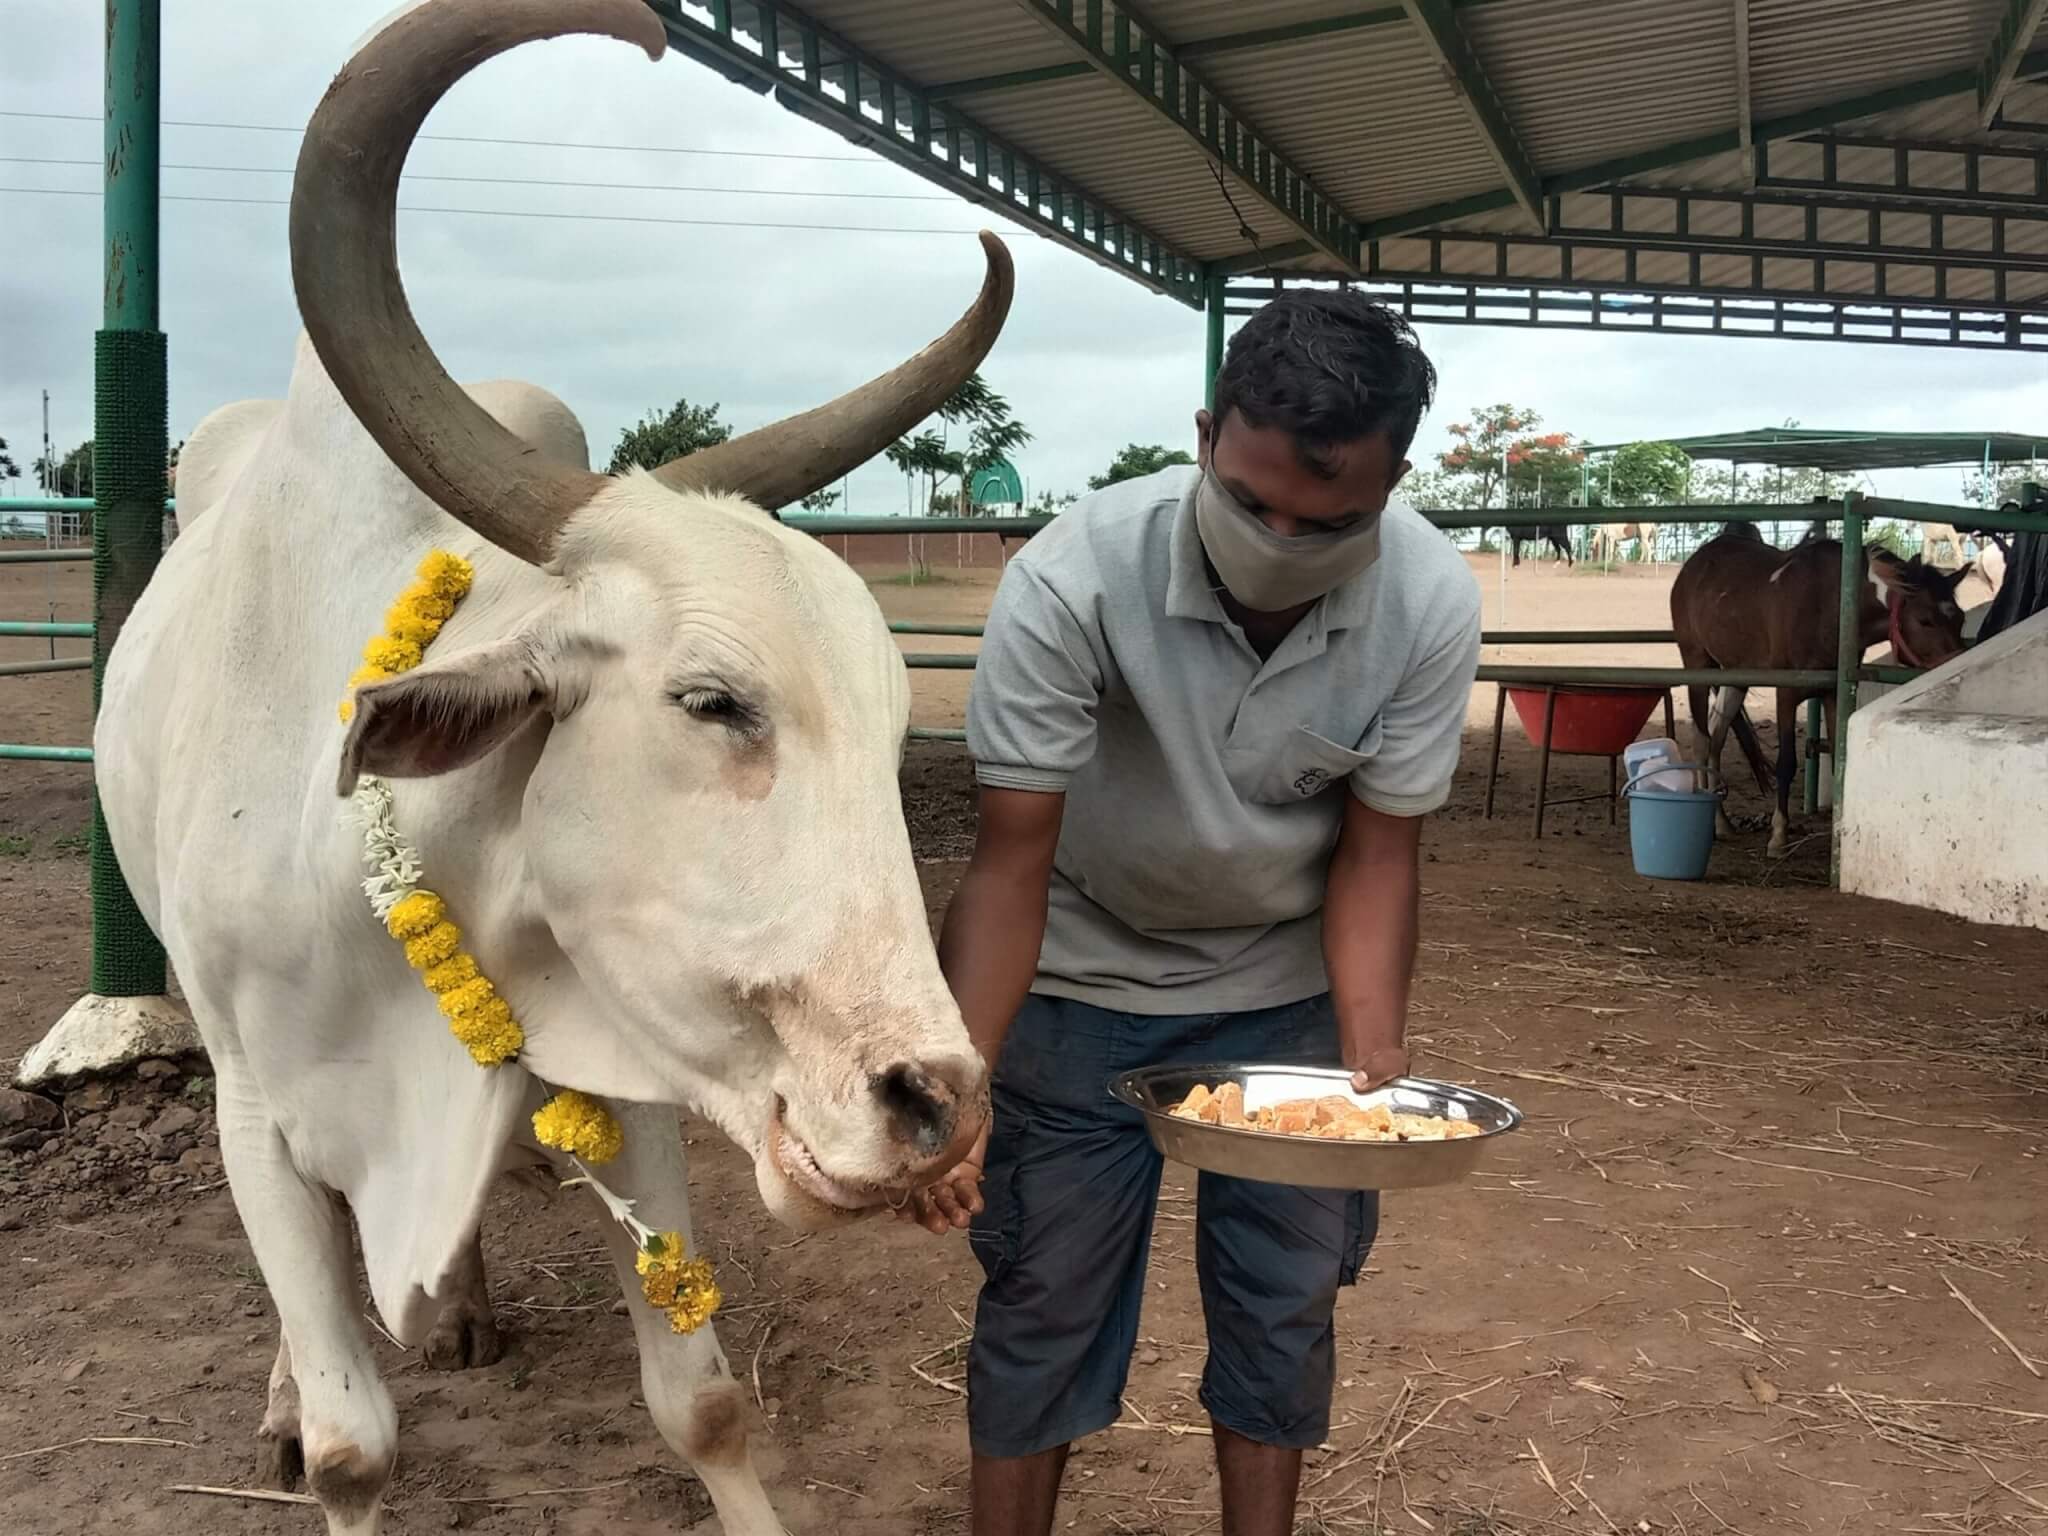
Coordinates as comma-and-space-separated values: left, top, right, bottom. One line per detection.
3, 547, 2044, 1536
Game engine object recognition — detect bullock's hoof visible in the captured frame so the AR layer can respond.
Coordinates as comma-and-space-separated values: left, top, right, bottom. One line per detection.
422, 1304, 503, 1371
258, 1425, 305, 1489
1766, 840, 1791, 861
256, 1420, 305, 1490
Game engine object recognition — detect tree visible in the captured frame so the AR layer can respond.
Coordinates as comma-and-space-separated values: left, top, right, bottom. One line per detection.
34, 438, 93, 497
1089, 442, 1194, 490
1436, 405, 1568, 508
1963, 463, 2045, 508
798, 487, 840, 513
1394, 466, 1458, 510
886, 371, 1032, 514
0, 435, 19, 483
1504, 431, 1586, 506
1587, 440, 1691, 507
607, 398, 731, 474
884, 431, 965, 514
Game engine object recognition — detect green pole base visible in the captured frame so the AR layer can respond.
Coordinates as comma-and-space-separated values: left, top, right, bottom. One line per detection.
91, 327, 171, 998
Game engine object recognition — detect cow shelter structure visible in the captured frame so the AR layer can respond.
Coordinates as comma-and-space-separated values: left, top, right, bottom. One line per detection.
10, 0, 2048, 1068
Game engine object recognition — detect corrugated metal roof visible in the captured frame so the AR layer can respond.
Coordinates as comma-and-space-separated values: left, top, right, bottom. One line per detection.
679, 0, 2048, 320
1468, 0, 1740, 174
1195, 28, 1503, 222
790, 0, 1071, 89
1145, 0, 1385, 43
1748, 0, 2007, 120
955, 75, 1302, 261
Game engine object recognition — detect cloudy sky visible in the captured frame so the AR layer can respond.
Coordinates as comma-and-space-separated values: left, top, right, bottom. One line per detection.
5, 1, 2047, 515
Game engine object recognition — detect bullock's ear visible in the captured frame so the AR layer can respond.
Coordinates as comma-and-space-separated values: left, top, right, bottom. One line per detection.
338, 636, 553, 795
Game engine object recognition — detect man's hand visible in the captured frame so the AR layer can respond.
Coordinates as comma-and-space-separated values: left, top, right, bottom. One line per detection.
896, 1119, 991, 1235
1349, 1042, 1411, 1092
1326, 798, 1423, 1097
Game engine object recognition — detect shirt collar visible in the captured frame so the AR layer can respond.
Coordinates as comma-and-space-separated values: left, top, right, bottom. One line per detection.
1165, 476, 1383, 632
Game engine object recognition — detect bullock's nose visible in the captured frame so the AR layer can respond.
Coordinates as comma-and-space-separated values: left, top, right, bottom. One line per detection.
873, 1061, 962, 1156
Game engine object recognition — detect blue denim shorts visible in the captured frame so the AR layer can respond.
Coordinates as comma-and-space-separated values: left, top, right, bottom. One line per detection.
965, 991, 1379, 1460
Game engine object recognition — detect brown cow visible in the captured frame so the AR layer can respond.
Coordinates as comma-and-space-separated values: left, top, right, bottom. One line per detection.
1671, 524, 1969, 857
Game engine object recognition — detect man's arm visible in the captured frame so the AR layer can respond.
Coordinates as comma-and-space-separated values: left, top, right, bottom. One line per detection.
1332, 565, 1482, 1087
1323, 797, 1422, 1090
940, 787, 1066, 1067
897, 788, 1064, 1235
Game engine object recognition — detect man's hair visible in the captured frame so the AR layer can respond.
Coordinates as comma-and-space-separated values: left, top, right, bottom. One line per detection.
1211, 290, 1437, 474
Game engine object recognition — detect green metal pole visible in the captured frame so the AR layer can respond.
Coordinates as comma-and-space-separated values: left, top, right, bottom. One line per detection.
89, 0, 169, 998
1204, 270, 1226, 410
1803, 696, 1821, 813
1830, 494, 1863, 886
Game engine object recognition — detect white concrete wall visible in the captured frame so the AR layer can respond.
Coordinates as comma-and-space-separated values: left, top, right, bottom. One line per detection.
1841, 608, 2048, 931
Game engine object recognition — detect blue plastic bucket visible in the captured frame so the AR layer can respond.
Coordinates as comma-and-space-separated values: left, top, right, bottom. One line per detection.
1622, 766, 1724, 881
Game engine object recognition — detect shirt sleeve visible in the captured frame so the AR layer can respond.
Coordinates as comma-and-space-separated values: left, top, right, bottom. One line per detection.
966, 559, 1104, 793
1349, 573, 1482, 816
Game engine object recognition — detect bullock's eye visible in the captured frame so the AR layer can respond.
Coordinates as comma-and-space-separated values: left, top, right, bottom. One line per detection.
672, 687, 760, 734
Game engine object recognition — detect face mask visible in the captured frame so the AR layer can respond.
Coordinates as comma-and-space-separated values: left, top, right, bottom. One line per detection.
1193, 467, 1382, 612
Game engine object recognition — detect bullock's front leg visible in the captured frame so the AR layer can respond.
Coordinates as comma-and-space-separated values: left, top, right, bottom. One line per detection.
575, 1101, 788, 1536
421, 1235, 503, 1370
215, 1067, 397, 1535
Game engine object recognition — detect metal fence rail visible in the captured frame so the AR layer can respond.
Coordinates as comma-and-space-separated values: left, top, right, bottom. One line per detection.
8, 492, 2047, 888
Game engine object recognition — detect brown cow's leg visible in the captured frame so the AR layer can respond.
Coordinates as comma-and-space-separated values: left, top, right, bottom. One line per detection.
1705, 684, 1747, 838
421, 1235, 502, 1371
1768, 687, 1801, 857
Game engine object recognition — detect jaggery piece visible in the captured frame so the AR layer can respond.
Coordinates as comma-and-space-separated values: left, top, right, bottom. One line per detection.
1267, 1102, 1317, 1135
1198, 1081, 1247, 1127
1313, 1096, 1357, 1128
1172, 1084, 1213, 1121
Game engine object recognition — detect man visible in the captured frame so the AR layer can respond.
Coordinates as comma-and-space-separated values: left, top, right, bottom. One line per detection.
907, 291, 1482, 1536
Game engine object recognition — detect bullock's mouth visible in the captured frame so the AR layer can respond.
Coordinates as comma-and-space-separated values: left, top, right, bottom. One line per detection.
769, 1095, 896, 1214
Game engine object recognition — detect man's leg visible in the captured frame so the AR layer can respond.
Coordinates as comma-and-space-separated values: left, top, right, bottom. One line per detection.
1212, 1425, 1303, 1536
966, 996, 1166, 1536
970, 1447, 1068, 1536
1195, 1169, 1379, 1536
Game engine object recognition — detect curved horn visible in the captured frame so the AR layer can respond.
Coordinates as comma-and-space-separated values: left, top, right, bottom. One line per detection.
653, 231, 1015, 510
288, 0, 658, 563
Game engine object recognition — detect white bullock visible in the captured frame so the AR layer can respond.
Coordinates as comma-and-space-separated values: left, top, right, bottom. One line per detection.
94, 1, 1002, 1530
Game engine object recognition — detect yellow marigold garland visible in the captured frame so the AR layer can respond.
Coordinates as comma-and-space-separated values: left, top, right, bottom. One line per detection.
343, 550, 714, 1333
338, 549, 475, 724
531, 1089, 624, 1165
636, 1230, 724, 1335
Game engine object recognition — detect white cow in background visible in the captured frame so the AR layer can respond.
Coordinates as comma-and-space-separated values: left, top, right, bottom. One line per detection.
1920, 520, 1967, 568
1976, 537, 2008, 600
90, 1, 1006, 1531
1589, 521, 1643, 563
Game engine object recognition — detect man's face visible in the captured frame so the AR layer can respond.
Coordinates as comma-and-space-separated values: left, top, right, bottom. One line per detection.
1195, 408, 1410, 536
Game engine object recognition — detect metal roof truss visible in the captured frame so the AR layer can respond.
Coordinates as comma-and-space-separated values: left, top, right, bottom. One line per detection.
649, 0, 1208, 303
1226, 280, 2048, 353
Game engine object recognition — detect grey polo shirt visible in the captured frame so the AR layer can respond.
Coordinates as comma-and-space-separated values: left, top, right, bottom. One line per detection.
965, 464, 1482, 1015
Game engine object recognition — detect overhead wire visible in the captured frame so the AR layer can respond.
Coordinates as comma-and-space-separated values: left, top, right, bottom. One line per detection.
0, 183, 1045, 239
0, 156, 961, 202
0, 109, 880, 164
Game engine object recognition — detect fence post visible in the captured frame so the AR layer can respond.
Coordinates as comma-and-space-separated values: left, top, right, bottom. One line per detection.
1803, 696, 1822, 813
1829, 493, 1864, 885
19, 0, 194, 1086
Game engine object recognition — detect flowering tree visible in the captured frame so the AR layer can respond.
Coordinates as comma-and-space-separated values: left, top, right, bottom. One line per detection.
1437, 405, 1585, 507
